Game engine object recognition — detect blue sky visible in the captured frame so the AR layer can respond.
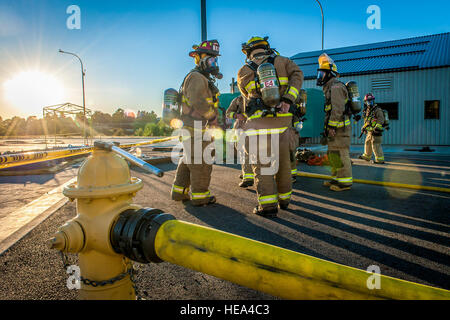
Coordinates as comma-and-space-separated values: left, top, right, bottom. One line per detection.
0, 0, 449, 118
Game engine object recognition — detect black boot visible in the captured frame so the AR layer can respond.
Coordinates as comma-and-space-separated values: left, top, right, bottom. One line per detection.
279, 202, 289, 210
239, 180, 254, 188
253, 206, 278, 218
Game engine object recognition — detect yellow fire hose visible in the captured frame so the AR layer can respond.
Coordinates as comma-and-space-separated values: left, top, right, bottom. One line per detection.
297, 172, 450, 194
0, 136, 178, 170
150, 219, 450, 300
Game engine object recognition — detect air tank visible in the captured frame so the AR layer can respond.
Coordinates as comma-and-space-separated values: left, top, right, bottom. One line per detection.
162, 88, 180, 124
257, 63, 280, 107
298, 89, 307, 117
345, 81, 361, 114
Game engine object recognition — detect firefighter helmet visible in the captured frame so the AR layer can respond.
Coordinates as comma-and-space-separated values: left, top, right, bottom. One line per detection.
364, 92, 375, 107
318, 53, 338, 73
364, 93, 375, 102
316, 53, 338, 86
241, 36, 270, 56
189, 40, 221, 57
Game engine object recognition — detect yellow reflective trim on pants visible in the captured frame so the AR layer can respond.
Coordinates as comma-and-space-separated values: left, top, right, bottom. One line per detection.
245, 127, 288, 136
337, 119, 351, 128
291, 169, 298, 175
243, 173, 254, 180
248, 111, 293, 120
328, 119, 351, 128
337, 177, 353, 183
278, 191, 292, 200
259, 194, 278, 205
324, 104, 332, 112
191, 191, 211, 199
328, 120, 339, 127
172, 185, 189, 194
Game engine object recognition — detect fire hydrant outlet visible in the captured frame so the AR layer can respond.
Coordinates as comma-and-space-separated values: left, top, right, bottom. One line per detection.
111, 208, 176, 263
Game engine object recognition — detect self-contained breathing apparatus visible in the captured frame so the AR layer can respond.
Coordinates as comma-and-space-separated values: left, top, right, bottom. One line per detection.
245, 52, 280, 118
245, 52, 304, 120
162, 88, 181, 125
163, 68, 221, 126
320, 80, 361, 145
345, 81, 362, 122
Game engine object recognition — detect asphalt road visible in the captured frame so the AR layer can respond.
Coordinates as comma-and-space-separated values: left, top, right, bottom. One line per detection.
0, 153, 449, 300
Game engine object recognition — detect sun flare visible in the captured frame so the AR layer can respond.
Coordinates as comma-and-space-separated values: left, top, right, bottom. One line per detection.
3, 70, 64, 116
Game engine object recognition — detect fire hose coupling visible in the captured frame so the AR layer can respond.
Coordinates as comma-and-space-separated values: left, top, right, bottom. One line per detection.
111, 208, 176, 263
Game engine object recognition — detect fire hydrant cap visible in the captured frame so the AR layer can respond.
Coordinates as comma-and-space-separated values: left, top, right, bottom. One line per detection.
63, 149, 143, 199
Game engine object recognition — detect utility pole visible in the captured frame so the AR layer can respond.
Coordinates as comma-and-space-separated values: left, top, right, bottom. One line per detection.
201, 0, 207, 41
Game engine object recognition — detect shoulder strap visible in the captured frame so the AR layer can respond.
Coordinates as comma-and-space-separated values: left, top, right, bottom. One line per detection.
246, 60, 259, 72
267, 53, 277, 65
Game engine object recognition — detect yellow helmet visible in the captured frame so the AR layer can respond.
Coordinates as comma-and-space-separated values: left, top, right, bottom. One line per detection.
241, 36, 270, 55
318, 53, 338, 73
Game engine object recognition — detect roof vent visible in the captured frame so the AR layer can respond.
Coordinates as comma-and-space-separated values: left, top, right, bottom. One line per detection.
371, 78, 392, 90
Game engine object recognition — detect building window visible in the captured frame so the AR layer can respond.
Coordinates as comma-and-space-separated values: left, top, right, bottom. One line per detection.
377, 102, 399, 120
424, 100, 440, 119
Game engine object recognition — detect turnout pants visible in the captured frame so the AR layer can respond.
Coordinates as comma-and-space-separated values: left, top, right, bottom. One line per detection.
327, 126, 352, 187
171, 135, 213, 205
289, 129, 300, 177
237, 141, 254, 182
246, 130, 292, 210
363, 132, 384, 162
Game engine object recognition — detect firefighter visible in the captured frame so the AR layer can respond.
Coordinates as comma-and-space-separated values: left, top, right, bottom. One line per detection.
226, 95, 254, 187
290, 93, 307, 183
359, 93, 385, 164
316, 53, 352, 191
237, 36, 303, 217
170, 40, 222, 206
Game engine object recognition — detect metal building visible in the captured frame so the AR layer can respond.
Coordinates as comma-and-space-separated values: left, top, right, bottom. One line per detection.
291, 32, 450, 145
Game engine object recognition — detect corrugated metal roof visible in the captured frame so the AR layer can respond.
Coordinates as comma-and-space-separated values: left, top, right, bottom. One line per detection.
291, 33, 450, 79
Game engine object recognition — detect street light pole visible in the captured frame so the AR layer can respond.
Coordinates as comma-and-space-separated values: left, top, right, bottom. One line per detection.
59, 49, 87, 145
201, 0, 207, 41
315, 0, 324, 50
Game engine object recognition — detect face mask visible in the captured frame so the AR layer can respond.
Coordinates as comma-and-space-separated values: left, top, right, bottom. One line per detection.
316, 70, 327, 86
365, 100, 374, 108
200, 56, 220, 74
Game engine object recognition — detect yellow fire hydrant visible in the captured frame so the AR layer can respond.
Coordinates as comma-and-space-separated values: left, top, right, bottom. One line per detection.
48, 142, 144, 300
48, 143, 450, 301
